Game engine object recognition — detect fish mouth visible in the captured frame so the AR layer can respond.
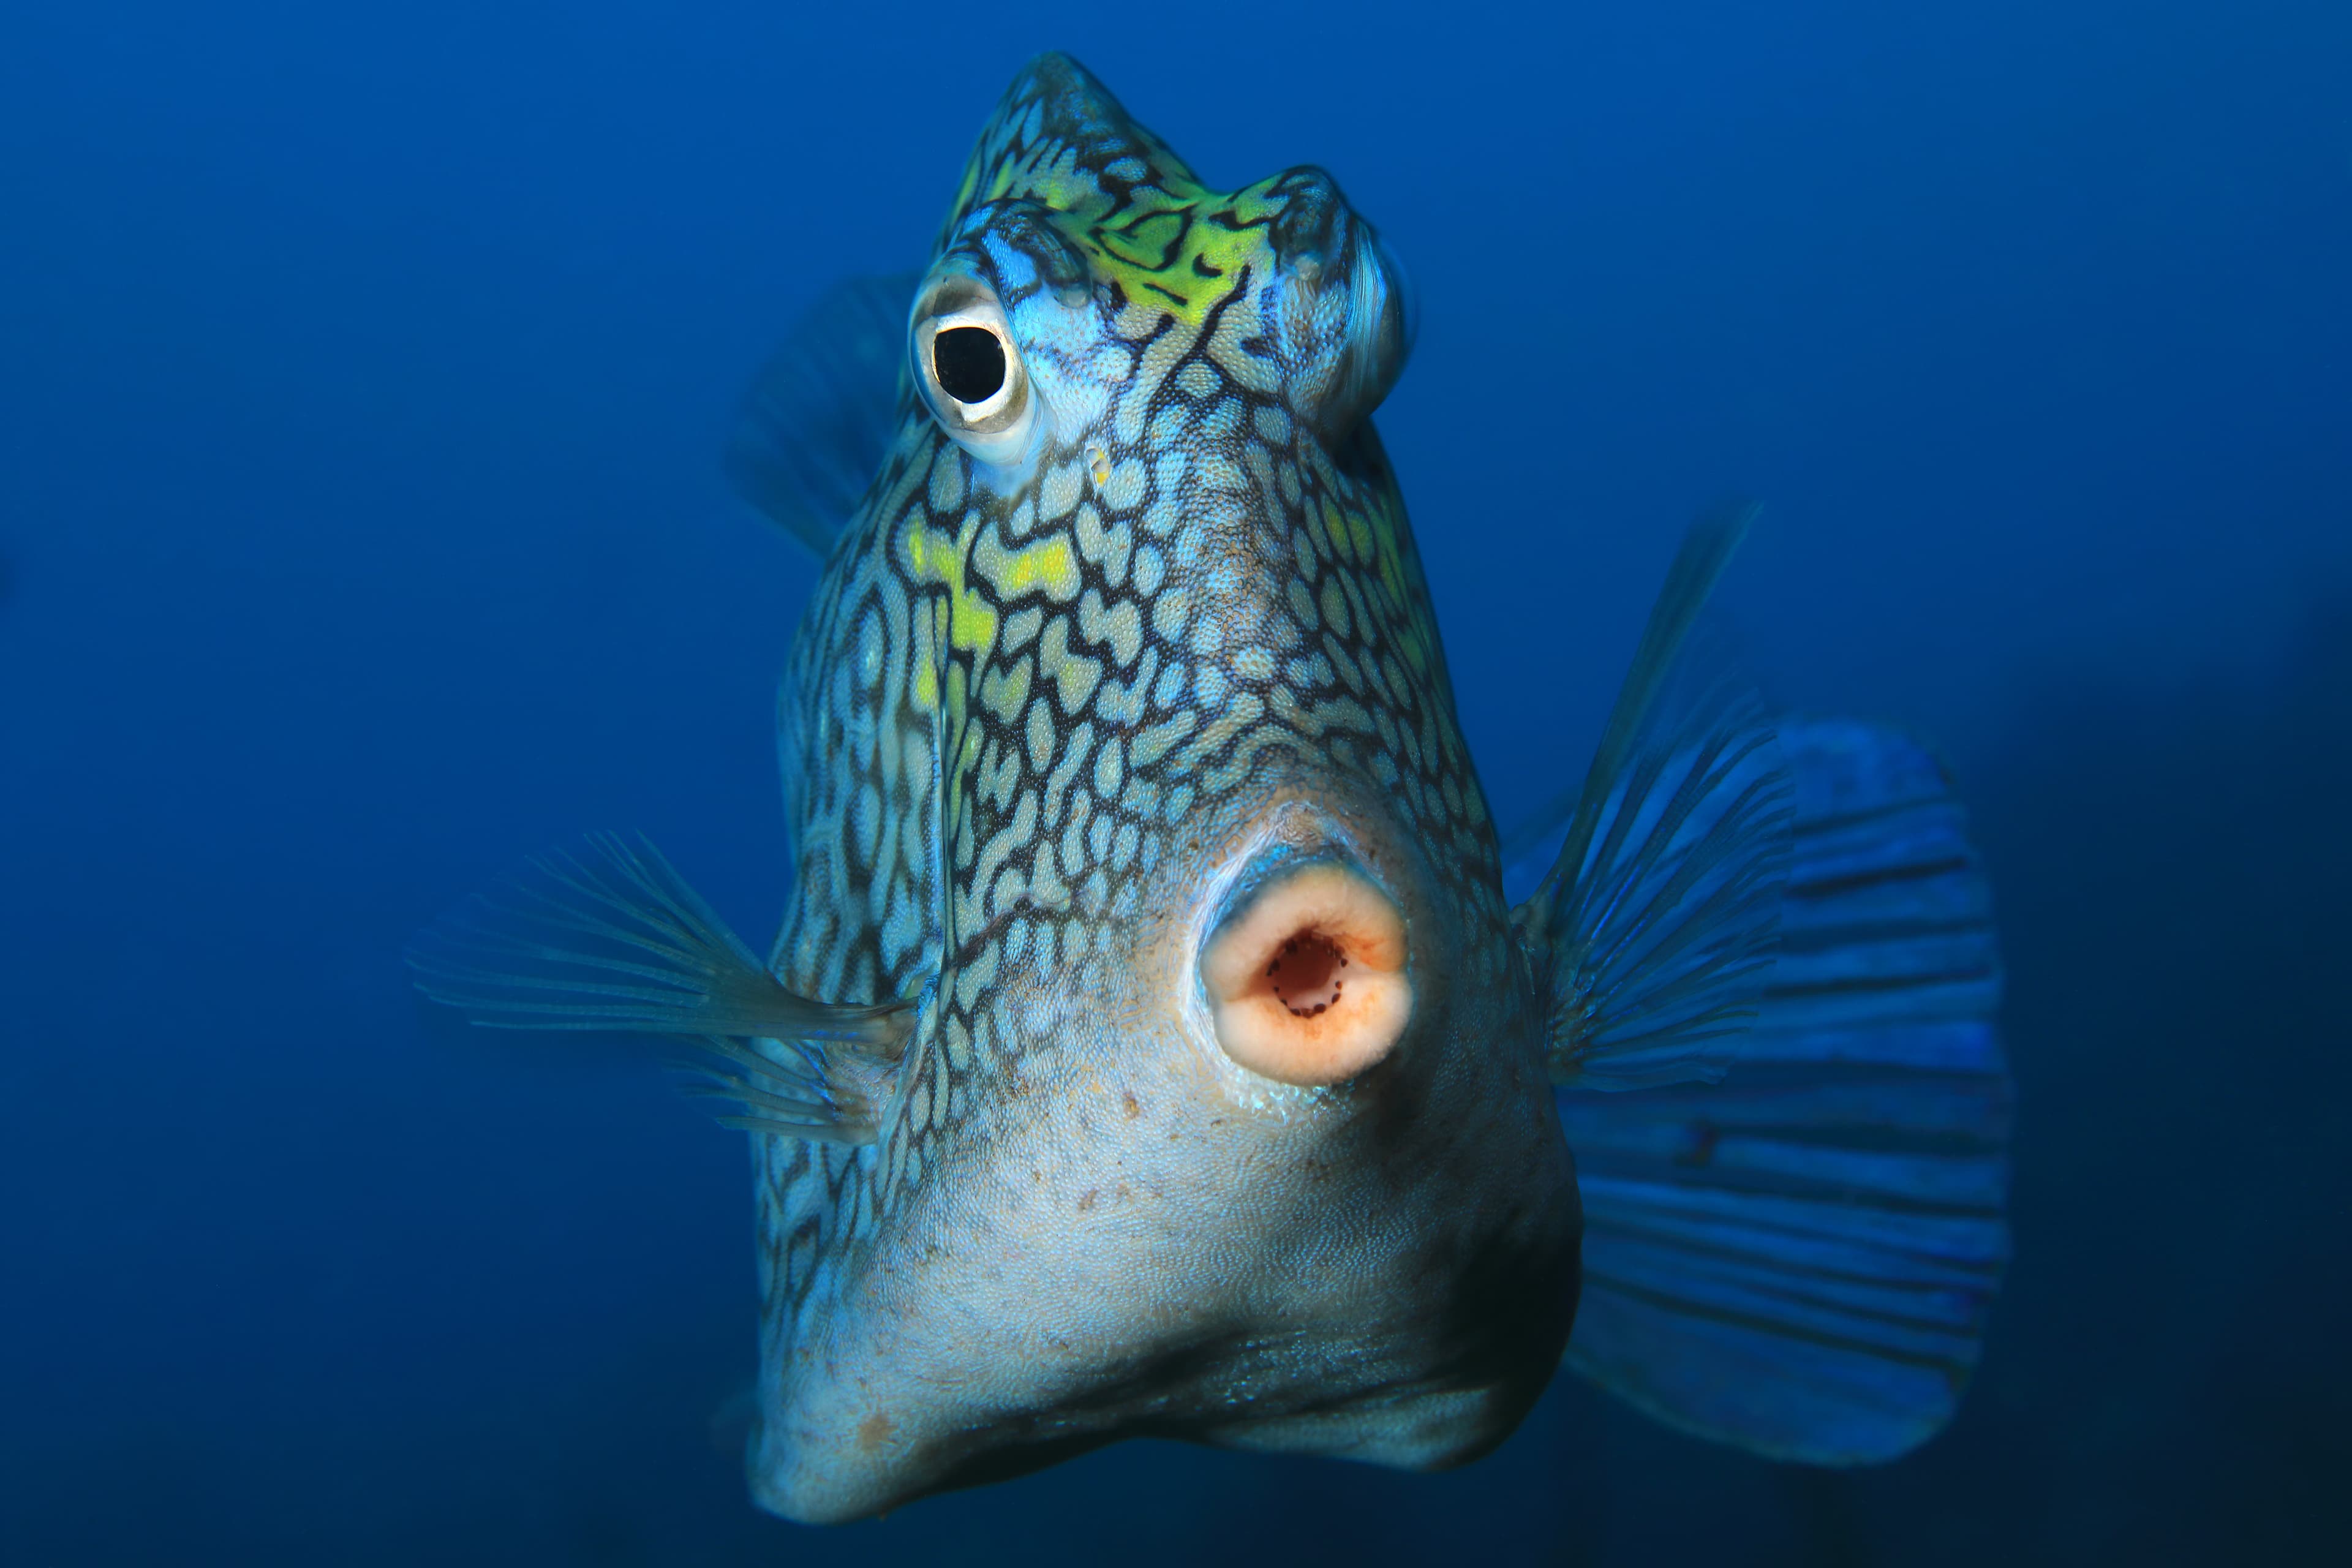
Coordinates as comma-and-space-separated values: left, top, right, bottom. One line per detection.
1196, 856, 1415, 1086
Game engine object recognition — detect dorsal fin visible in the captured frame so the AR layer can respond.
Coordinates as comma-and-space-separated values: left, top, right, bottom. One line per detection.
722, 273, 918, 557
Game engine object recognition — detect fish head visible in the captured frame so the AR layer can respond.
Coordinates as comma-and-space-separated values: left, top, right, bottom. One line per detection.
755, 52, 1579, 1521
908, 91, 1413, 471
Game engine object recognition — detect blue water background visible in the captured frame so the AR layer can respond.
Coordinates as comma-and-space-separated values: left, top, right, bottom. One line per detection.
3, 2, 2348, 1561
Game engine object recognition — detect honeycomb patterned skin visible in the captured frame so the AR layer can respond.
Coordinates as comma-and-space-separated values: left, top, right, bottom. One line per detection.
747, 54, 1578, 1521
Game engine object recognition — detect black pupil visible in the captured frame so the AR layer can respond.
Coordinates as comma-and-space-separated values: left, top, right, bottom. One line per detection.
933, 326, 1006, 405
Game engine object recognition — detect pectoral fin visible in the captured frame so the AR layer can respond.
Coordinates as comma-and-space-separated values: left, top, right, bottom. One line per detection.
406, 833, 911, 1143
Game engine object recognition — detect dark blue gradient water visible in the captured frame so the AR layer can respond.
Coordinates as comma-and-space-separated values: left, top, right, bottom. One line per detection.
3, 2, 2346, 1561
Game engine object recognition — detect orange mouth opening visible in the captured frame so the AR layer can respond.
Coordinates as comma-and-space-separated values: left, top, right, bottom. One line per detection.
1200, 862, 1411, 1086
1266, 931, 1348, 1017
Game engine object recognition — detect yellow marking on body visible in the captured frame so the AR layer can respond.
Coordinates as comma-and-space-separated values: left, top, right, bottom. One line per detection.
905, 519, 1007, 657
1033, 184, 1271, 326
974, 533, 1081, 603
1096, 208, 1189, 272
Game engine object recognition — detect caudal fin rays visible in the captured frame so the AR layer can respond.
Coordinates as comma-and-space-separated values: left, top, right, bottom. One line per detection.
1507, 508, 2012, 1461
1513, 503, 1797, 1090
1558, 719, 2011, 1463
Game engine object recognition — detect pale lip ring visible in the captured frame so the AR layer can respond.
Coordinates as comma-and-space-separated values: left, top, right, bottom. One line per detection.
1196, 856, 1413, 1089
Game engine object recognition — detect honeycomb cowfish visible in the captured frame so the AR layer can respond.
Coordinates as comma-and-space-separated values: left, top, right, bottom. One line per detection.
411, 53, 2013, 1525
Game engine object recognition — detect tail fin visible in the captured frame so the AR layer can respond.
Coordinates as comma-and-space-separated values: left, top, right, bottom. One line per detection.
1512, 503, 1798, 1091
1557, 718, 2011, 1463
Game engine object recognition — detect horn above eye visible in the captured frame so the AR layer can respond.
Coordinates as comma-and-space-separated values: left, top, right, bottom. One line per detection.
1199, 861, 1412, 1086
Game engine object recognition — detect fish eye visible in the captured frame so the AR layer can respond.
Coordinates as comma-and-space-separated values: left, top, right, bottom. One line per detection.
932, 326, 1005, 404
911, 284, 1039, 466
1198, 861, 1412, 1086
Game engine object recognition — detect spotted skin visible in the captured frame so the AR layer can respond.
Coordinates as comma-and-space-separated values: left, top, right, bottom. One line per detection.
744, 54, 1577, 1521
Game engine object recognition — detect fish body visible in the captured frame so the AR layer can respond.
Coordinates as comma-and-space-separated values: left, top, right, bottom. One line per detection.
415, 53, 2011, 1526
753, 58, 1570, 1517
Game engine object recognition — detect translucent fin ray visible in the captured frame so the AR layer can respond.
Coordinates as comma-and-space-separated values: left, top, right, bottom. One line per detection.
407, 833, 911, 1144
1559, 718, 2012, 1463
1512, 503, 1796, 1089
723, 272, 919, 556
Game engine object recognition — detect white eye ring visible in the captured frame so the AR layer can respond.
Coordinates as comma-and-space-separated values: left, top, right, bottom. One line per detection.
912, 290, 1041, 467
922, 309, 1019, 423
